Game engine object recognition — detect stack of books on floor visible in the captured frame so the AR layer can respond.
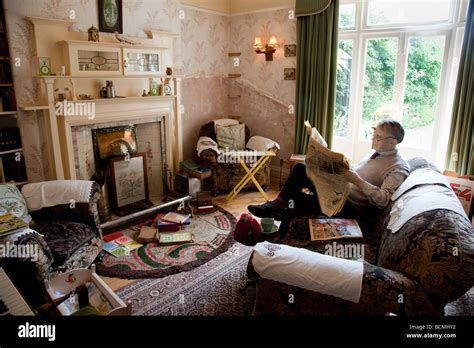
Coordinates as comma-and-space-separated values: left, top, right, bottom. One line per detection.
196, 191, 214, 213
152, 212, 193, 245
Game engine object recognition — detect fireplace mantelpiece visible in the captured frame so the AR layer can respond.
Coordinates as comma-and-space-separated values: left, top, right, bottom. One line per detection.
25, 17, 183, 183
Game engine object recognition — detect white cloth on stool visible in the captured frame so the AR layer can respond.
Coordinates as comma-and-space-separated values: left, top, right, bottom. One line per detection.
21, 180, 94, 212
252, 241, 363, 303
196, 136, 221, 157
246, 136, 280, 152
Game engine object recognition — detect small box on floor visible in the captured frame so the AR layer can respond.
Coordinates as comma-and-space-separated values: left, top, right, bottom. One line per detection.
175, 172, 201, 198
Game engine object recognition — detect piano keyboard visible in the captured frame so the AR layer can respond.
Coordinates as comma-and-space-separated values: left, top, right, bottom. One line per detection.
0, 267, 34, 316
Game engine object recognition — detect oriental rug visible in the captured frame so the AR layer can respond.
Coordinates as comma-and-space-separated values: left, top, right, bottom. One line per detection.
116, 243, 255, 315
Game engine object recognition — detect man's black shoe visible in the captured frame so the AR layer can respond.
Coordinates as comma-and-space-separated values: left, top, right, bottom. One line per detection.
248, 200, 286, 221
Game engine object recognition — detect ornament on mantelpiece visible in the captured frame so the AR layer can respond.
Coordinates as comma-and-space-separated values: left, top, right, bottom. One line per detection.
166, 67, 173, 76
88, 25, 99, 42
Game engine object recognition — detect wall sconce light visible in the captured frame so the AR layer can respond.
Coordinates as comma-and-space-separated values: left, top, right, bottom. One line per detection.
254, 35, 279, 61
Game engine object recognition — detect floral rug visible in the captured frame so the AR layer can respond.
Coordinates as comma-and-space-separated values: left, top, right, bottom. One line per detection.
95, 206, 236, 279
116, 243, 255, 315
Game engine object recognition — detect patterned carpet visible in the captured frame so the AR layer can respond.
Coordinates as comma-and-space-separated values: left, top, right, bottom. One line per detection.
116, 243, 255, 315
96, 207, 236, 279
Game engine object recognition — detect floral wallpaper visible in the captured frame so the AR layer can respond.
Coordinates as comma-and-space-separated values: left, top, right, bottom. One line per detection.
230, 8, 296, 106
3, 0, 296, 183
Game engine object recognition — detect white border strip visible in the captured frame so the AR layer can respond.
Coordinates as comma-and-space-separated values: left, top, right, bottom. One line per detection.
180, 4, 295, 17
231, 5, 295, 17
180, 4, 231, 16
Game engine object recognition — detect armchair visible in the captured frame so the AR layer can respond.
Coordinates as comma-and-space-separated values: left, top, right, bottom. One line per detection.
247, 158, 474, 316
196, 120, 279, 193
0, 181, 103, 309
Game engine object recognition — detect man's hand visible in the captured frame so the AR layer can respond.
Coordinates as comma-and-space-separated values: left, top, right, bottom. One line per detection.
342, 169, 363, 185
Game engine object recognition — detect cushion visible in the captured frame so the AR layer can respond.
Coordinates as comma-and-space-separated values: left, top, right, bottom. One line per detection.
0, 183, 30, 222
213, 118, 239, 133
216, 124, 246, 150
32, 221, 98, 267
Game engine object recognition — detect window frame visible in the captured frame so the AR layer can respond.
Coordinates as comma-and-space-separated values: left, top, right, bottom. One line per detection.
335, 0, 467, 169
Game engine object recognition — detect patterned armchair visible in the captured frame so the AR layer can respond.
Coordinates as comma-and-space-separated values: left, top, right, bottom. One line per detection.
0, 181, 103, 309
247, 158, 474, 316
197, 120, 275, 193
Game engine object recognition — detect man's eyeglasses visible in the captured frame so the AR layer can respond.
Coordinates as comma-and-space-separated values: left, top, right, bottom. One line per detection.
370, 128, 396, 142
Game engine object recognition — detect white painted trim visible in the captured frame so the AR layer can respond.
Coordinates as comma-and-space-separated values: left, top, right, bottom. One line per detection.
230, 6, 295, 17
180, 4, 231, 16
180, 4, 295, 17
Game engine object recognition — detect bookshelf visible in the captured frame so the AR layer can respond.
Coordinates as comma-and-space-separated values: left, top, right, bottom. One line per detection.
0, 1, 27, 185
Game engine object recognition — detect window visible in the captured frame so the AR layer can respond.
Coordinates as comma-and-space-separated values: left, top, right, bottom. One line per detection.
334, 0, 467, 170
367, 0, 452, 26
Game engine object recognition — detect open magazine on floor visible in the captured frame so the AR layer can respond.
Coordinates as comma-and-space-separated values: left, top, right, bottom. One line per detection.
304, 121, 352, 216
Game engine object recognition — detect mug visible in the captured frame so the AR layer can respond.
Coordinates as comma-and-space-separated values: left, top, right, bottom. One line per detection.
260, 218, 274, 233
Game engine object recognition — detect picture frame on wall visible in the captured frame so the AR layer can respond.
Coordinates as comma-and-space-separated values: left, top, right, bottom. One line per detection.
109, 153, 149, 213
98, 0, 123, 33
284, 44, 296, 57
284, 68, 296, 80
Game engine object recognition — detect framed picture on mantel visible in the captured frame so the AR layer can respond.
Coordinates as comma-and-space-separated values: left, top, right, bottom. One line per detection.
98, 0, 123, 34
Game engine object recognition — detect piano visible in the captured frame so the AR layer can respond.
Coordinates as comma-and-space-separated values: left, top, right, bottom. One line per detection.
0, 267, 34, 316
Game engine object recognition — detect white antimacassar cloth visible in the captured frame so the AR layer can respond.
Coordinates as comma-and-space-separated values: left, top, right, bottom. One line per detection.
252, 241, 363, 303
246, 136, 280, 152
21, 180, 94, 212
388, 168, 468, 233
196, 136, 221, 157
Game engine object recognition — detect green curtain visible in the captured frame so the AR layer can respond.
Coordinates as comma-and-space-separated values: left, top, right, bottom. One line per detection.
445, 0, 474, 175
294, 0, 339, 154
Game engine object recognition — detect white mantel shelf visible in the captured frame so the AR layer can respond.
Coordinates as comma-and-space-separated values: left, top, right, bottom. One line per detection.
27, 15, 183, 183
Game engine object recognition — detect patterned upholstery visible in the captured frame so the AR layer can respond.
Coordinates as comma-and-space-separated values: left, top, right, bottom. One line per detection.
247, 158, 474, 316
198, 121, 272, 192
0, 181, 103, 308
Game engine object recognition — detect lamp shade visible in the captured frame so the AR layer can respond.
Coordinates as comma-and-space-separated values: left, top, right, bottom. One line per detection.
254, 37, 263, 49
268, 35, 278, 47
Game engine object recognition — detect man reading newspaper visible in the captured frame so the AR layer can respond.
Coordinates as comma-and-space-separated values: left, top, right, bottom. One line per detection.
248, 119, 410, 236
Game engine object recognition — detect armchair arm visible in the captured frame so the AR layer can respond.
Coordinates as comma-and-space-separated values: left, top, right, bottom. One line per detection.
248, 255, 436, 315
23, 181, 102, 233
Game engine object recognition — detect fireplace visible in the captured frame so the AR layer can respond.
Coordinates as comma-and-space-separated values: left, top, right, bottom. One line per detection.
71, 118, 168, 220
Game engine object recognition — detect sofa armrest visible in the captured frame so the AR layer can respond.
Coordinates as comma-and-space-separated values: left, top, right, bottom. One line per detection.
248, 252, 437, 316
26, 181, 102, 234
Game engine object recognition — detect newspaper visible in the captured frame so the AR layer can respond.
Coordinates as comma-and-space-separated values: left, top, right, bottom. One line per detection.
304, 121, 351, 217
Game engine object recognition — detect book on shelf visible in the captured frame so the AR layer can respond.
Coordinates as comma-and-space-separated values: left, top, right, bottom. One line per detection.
308, 218, 363, 241
158, 230, 193, 245
1, 151, 27, 182
0, 127, 22, 152
0, 213, 28, 235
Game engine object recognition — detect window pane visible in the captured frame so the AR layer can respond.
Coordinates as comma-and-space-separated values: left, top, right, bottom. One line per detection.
360, 38, 398, 140
335, 40, 353, 138
402, 36, 445, 149
368, 0, 452, 26
460, 0, 468, 22
339, 4, 356, 28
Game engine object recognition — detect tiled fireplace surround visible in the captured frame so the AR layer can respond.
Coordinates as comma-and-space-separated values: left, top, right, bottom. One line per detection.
72, 118, 165, 202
